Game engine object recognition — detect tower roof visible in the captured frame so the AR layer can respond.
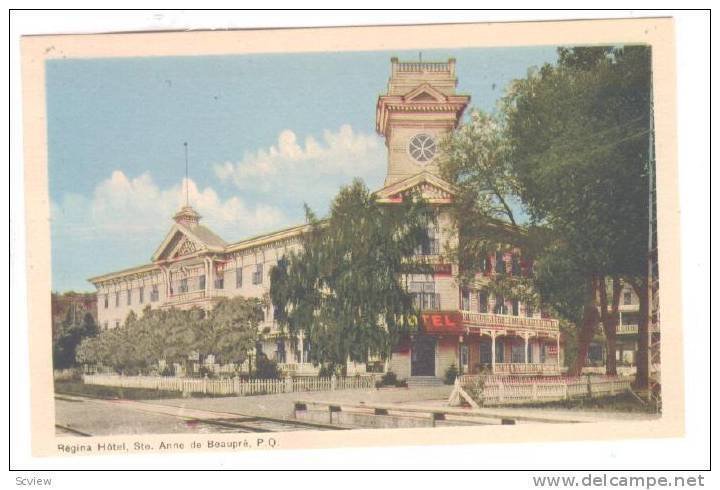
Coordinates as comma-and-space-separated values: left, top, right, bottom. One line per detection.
173, 205, 201, 227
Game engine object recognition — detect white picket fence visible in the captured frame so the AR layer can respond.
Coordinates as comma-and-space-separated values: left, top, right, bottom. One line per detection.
82, 373, 377, 397
452, 374, 632, 406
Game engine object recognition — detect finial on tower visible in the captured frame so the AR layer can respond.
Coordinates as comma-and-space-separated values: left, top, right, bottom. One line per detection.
174, 142, 201, 227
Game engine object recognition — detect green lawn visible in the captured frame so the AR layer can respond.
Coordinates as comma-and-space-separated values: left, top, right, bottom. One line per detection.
54, 380, 186, 400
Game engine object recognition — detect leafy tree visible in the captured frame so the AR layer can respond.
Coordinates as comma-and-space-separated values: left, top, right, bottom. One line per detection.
206, 297, 264, 366
438, 46, 653, 381
270, 179, 433, 370
53, 309, 98, 369
503, 45, 652, 381
75, 297, 263, 375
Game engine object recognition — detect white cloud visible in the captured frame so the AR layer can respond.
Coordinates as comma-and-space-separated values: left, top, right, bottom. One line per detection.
213, 124, 386, 195
51, 170, 287, 244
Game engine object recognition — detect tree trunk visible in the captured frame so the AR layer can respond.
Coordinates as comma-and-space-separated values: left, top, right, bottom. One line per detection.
599, 276, 622, 376
570, 276, 600, 376
631, 278, 650, 389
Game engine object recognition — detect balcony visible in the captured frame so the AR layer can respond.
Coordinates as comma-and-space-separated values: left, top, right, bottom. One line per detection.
162, 290, 220, 308
617, 323, 639, 335
461, 311, 560, 334
394, 61, 453, 73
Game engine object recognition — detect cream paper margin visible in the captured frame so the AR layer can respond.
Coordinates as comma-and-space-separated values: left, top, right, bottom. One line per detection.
20, 17, 682, 458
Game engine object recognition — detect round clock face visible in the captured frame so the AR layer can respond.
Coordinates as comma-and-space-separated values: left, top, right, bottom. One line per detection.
408, 133, 437, 163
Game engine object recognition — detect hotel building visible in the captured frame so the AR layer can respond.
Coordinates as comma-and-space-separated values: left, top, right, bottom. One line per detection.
89, 58, 564, 380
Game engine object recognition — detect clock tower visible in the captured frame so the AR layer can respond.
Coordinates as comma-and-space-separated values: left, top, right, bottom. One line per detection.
376, 57, 470, 186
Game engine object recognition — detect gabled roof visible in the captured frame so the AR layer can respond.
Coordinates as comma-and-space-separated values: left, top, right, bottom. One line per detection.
151, 222, 227, 262
403, 83, 448, 103
374, 171, 458, 204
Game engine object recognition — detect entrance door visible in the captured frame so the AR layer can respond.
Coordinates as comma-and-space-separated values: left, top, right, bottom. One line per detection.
411, 335, 436, 376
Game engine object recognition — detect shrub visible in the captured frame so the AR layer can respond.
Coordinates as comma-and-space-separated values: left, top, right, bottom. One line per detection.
254, 355, 280, 379
380, 371, 398, 386
444, 364, 459, 385
318, 364, 334, 378
159, 365, 175, 377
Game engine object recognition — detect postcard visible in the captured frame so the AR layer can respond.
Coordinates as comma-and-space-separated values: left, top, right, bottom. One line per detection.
20, 17, 682, 458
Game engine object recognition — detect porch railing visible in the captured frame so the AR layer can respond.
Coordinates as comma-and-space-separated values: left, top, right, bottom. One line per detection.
492, 362, 560, 375
460, 311, 560, 332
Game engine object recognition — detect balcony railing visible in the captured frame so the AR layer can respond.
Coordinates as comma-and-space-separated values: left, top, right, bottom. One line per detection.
461, 311, 560, 333
617, 323, 639, 335
165, 290, 206, 305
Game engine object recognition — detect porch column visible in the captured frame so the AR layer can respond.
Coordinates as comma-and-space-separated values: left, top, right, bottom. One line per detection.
524, 333, 529, 363
490, 331, 496, 373
298, 335, 304, 364
204, 258, 211, 295
556, 334, 561, 368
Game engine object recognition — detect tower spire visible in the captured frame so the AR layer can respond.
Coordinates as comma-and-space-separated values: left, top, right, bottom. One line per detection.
173, 141, 201, 227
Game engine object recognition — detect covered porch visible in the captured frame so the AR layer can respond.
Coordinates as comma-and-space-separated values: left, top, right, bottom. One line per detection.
459, 311, 562, 376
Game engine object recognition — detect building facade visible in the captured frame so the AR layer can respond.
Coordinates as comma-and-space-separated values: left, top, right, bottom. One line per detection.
89, 58, 563, 380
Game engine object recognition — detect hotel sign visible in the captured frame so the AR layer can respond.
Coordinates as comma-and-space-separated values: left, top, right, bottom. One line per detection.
422, 311, 465, 334
395, 311, 465, 334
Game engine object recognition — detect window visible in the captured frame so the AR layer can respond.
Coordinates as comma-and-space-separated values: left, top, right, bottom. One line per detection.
511, 343, 525, 363
215, 274, 224, 290
495, 251, 506, 274
479, 340, 492, 364
235, 267, 243, 288
478, 290, 489, 313
511, 255, 521, 276
495, 339, 505, 363
461, 289, 471, 311
104, 294, 109, 309
525, 303, 534, 318
103, 321, 108, 331
408, 133, 437, 162
127, 289, 132, 306
410, 282, 440, 311
624, 291, 632, 305
150, 285, 159, 302
139, 286, 144, 304
115, 292, 120, 307
180, 278, 188, 293
483, 255, 493, 274
493, 294, 506, 315
275, 340, 286, 363
539, 343, 547, 363
115, 320, 120, 329
512, 299, 519, 316
198, 275, 205, 291
416, 220, 440, 255
252, 264, 263, 285
460, 344, 469, 368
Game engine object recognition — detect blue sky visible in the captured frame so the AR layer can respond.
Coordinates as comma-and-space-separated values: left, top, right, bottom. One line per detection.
47, 46, 559, 292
